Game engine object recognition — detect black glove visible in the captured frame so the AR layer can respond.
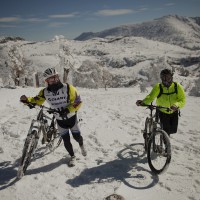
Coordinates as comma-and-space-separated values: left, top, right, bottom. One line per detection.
170, 105, 178, 112
58, 107, 70, 119
20, 95, 36, 109
20, 95, 28, 103
136, 100, 144, 106
27, 103, 36, 109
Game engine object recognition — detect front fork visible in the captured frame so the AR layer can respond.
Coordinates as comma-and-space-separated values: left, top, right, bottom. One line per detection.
24, 119, 42, 151
150, 121, 163, 153
152, 131, 164, 153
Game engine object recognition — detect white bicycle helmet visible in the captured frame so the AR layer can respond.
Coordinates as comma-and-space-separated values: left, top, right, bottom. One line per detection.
43, 68, 58, 80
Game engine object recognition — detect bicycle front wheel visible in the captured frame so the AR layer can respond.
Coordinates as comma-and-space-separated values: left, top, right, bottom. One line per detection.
144, 117, 152, 151
147, 130, 171, 174
17, 130, 38, 178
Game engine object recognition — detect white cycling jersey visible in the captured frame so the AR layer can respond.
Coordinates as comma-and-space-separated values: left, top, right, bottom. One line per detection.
43, 84, 75, 120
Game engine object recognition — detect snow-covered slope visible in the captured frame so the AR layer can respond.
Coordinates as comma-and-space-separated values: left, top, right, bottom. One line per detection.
0, 35, 199, 91
0, 87, 200, 200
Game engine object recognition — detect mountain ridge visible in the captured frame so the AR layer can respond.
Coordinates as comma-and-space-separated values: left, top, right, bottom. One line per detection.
75, 15, 200, 49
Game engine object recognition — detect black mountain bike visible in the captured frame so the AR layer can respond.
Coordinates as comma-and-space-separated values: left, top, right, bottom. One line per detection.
17, 104, 62, 179
142, 104, 171, 174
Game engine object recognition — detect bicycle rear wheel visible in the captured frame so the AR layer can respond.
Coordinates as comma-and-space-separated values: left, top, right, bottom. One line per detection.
147, 130, 171, 174
47, 134, 62, 152
17, 130, 38, 178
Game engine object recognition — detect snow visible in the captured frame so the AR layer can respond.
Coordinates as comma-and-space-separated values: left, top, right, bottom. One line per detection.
0, 86, 200, 200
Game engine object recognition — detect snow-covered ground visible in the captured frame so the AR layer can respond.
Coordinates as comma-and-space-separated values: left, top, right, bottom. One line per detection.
0, 86, 199, 200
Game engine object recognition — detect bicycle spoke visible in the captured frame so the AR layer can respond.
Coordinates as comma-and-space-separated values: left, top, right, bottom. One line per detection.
47, 135, 62, 152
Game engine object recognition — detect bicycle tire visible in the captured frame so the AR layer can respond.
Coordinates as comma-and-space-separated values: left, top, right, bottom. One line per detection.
17, 130, 38, 178
144, 117, 152, 151
147, 130, 171, 174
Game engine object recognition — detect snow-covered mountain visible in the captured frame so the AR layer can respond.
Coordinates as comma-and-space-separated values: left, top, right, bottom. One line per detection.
75, 15, 200, 50
0, 15, 199, 96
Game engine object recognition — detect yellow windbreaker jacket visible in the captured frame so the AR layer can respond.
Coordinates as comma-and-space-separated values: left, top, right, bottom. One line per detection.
142, 82, 186, 114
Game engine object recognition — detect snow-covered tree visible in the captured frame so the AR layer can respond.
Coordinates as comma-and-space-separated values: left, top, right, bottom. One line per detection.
7, 45, 27, 86
57, 38, 74, 84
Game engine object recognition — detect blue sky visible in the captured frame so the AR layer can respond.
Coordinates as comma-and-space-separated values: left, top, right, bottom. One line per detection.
0, 0, 199, 41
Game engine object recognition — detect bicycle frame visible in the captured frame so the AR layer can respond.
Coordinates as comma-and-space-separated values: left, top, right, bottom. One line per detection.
28, 106, 56, 143
17, 104, 62, 179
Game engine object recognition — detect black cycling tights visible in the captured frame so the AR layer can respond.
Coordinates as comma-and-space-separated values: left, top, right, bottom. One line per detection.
61, 132, 83, 157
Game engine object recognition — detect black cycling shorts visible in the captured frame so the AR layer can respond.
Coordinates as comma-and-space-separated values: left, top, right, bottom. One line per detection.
56, 114, 77, 129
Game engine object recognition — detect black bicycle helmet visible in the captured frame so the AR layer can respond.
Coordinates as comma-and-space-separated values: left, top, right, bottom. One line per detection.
160, 69, 173, 79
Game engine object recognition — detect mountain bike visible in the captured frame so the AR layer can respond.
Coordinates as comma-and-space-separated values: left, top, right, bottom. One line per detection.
17, 104, 62, 179
142, 104, 171, 174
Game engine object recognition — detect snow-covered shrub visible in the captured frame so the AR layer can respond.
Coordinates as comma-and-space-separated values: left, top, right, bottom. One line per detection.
123, 57, 136, 67
189, 77, 200, 97
139, 63, 160, 86
0, 78, 3, 88
7, 45, 28, 86
71, 60, 114, 88
52, 35, 65, 41
179, 67, 190, 77
0, 36, 24, 44
139, 81, 148, 93
73, 60, 103, 88
85, 49, 108, 56
108, 58, 126, 68
138, 69, 148, 77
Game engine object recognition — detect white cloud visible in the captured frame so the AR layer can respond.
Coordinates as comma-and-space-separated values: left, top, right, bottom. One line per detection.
0, 16, 48, 24
165, 3, 175, 6
139, 7, 149, 11
25, 18, 48, 22
49, 12, 79, 19
0, 17, 20, 22
95, 9, 134, 16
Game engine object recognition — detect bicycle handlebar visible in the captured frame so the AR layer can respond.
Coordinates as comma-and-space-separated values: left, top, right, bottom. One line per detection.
142, 104, 172, 112
21, 102, 59, 114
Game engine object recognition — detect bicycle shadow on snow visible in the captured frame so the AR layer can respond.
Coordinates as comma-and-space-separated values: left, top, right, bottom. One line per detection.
66, 143, 159, 189
25, 157, 67, 175
0, 150, 66, 190
0, 160, 20, 190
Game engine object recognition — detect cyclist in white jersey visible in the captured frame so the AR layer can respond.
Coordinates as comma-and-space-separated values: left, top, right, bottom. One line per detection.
20, 68, 87, 167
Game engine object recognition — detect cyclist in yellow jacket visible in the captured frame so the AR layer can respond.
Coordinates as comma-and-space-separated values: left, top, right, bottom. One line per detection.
136, 69, 186, 135
20, 68, 87, 167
